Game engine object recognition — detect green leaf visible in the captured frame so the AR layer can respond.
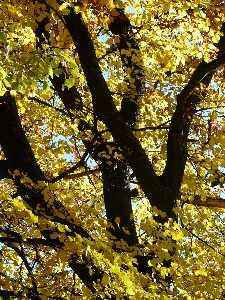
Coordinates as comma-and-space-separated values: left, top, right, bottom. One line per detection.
0, 32, 6, 40
64, 78, 75, 89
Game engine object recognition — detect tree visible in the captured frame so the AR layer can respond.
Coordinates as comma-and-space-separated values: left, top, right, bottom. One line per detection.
0, 0, 225, 298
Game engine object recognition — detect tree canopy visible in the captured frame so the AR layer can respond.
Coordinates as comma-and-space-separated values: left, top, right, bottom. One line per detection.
0, 0, 225, 299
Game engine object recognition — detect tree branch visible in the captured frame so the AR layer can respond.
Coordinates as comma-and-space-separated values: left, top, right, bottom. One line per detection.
161, 22, 225, 200
49, 135, 97, 183
185, 195, 225, 209
63, 10, 169, 217
0, 93, 108, 293
0, 289, 22, 299
177, 55, 225, 104
181, 219, 225, 257
0, 226, 55, 247
64, 168, 100, 179
28, 97, 70, 117
5, 243, 41, 299
0, 160, 10, 179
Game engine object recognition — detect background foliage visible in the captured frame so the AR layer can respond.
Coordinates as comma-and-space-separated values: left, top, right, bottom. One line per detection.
0, 0, 225, 299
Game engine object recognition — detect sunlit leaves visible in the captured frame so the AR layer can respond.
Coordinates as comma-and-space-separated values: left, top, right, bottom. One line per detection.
0, 0, 225, 298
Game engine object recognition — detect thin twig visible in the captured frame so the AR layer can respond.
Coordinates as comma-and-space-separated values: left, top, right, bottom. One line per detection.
49, 135, 98, 183
181, 222, 225, 258
133, 120, 170, 131
64, 168, 100, 179
29, 97, 69, 116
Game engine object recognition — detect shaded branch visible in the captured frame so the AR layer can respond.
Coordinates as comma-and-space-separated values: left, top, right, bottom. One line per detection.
161, 22, 225, 201
0, 160, 11, 179
109, 8, 144, 125
64, 168, 100, 179
181, 219, 225, 257
50, 67, 83, 117
0, 94, 46, 183
49, 9, 155, 278
63, 10, 168, 218
177, 55, 225, 104
5, 243, 41, 299
0, 93, 91, 239
99, 7, 145, 245
0, 289, 22, 299
185, 195, 225, 209
49, 135, 97, 183
0, 236, 53, 246
133, 121, 170, 131
0, 226, 55, 247
28, 97, 70, 117
0, 93, 107, 293
0, 226, 22, 239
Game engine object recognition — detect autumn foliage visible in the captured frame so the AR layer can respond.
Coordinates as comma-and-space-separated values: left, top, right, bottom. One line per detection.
0, 0, 225, 299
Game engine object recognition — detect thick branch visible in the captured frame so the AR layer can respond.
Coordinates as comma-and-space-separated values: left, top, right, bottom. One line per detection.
109, 8, 143, 125
36, 14, 139, 245
63, 10, 169, 217
0, 226, 54, 246
177, 23, 225, 104
0, 94, 105, 293
0, 289, 22, 299
0, 94, 91, 237
162, 23, 225, 199
0, 94, 46, 183
0, 160, 10, 179
98, 8, 146, 245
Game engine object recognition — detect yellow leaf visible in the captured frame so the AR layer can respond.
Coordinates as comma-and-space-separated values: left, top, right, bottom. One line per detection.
115, 217, 120, 224
114, 36, 120, 43
195, 269, 207, 276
